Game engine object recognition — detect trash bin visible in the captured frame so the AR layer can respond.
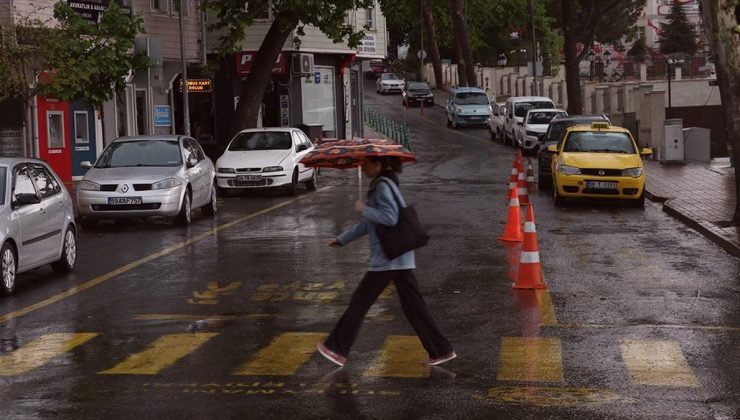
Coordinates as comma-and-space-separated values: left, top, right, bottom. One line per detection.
297, 124, 323, 143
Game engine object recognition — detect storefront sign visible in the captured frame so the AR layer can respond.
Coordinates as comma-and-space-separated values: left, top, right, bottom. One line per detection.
358, 35, 376, 54
0, 127, 23, 157
153, 105, 172, 127
180, 79, 213, 93
66, 0, 132, 23
235, 52, 286, 75
658, 0, 700, 14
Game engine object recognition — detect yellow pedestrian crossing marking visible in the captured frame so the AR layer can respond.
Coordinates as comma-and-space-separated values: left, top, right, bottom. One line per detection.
497, 337, 564, 383
535, 290, 557, 326
620, 339, 700, 387
99, 333, 218, 375
363, 335, 430, 378
0, 333, 98, 376
232, 332, 327, 376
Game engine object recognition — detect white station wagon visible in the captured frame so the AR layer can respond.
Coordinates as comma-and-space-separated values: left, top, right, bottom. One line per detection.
215, 128, 317, 195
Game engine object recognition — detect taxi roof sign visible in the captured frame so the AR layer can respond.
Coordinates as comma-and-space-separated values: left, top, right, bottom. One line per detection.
591, 121, 610, 129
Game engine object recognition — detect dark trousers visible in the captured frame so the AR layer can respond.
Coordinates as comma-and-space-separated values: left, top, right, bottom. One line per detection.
324, 270, 453, 359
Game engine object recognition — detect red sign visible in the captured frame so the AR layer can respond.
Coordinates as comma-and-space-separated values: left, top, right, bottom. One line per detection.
235, 51, 286, 75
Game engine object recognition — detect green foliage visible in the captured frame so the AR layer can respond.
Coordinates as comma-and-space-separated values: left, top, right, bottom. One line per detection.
35, 2, 149, 108
0, 20, 52, 103
202, 0, 375, 55
627, 36, 649, 59
658, 2, 697, 55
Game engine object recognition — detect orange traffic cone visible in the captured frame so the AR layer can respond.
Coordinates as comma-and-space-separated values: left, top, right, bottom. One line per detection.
508, 160, 519, 192
517, 168, 530, 205
515, 150, 524, 173
512, 204, 547, 289
526, 158, 537, 193
499, 184, 523, 242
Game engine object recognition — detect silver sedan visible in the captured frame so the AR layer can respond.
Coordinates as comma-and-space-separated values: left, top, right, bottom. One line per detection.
77, 136, 217, 226
0, 158, 77, 295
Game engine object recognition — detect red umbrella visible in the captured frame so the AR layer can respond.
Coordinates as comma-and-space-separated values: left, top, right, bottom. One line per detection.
300, 139, 417, 197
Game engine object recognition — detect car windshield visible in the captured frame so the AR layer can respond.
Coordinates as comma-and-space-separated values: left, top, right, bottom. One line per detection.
455, 92, 489, 105
514, 101, 554, 117
545, 119, 608, 143
0, 167, 6, 206
381, 74, 400, 80
563, 131, 636, 153
95, 140, 182, 168
408, 83, 430, 93
229, 132, 292, 151
527, 111, 565, 125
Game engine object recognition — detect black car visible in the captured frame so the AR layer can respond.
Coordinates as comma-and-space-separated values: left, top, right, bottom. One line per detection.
401, 82, 434, 107
536, 115, 611, 189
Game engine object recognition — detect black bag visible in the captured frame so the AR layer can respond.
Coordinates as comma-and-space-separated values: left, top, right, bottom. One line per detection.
375, 180, 430, 259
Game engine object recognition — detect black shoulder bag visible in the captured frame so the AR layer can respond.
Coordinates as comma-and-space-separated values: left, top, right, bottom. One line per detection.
375, 180, 430, 259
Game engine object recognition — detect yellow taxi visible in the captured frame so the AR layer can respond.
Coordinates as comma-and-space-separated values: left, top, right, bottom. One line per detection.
548, 122, 652, 207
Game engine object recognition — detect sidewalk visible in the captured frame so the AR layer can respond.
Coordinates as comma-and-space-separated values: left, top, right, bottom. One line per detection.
430, 87, 739, 258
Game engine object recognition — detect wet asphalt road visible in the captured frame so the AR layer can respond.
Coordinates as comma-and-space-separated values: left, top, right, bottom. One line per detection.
0, 81, 739, 419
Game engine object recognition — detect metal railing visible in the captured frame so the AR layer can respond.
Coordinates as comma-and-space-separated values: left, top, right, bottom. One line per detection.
363, 107, 412, 150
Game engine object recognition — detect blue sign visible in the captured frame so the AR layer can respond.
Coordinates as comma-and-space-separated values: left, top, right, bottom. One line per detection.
314, 72, 321, 84
153, 105, 171, 127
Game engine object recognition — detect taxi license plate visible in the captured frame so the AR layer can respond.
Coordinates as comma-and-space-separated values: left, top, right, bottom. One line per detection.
237, 175, 261, 182
586, 181, 617, 189
108, 197, 142, 205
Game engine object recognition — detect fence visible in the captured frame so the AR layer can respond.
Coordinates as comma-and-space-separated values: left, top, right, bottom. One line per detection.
363, 107, 412, 150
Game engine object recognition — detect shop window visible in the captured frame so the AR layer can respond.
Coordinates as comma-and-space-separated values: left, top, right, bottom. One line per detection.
74, 111, 89, 144
366, 7, 375, 30
151, 0, 168, 14
47, 112, 65, 149
170, 0, 188, 16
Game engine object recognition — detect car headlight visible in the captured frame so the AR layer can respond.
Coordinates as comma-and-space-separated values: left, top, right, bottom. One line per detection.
558, 165, 581, 175
218, 167, 236, 174
78, 180, 100, 191
622, 167, 643, 178
456, 106, 463, 113
262, 166, 284, 173
486, 105, 493, 113
152, 178, 182, 190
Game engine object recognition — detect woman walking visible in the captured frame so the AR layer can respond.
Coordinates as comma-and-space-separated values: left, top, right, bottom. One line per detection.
316, 156, 456, 367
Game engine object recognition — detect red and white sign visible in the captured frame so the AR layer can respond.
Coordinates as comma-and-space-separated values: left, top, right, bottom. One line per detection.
235, 51, 286, 75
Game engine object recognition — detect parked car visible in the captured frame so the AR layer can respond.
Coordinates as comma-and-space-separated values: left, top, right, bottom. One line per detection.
489, 103, 506, 142
537, 115, 611, 189
402, 82, 434, 107
0, 158, 77, 294
515, 108, 568, 154
367, 60, 388, 79
445, 87, 492, 128
215, 128, 317, 195
503, 96, 556, 146
376, 73, 405, 94
549, 122, 652, 207
77, 135, 217, 226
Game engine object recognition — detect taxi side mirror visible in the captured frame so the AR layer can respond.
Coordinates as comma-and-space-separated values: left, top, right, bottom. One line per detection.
640, 147, 653, 156
547, 145, 558, 153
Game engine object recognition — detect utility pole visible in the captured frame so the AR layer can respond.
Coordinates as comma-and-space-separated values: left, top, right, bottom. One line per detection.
420, 0, 424, 82
529, 0, 538, 95
178, 0, 190, 136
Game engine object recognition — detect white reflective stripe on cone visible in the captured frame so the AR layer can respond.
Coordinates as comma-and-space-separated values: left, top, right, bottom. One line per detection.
510, 182, 517, 189
520, 251, 540, 264
518, 173, 525, 180
518, 188, 528, 195
511, 168, 518, 174
509, 198, 520, 207
524, 221, 536, 232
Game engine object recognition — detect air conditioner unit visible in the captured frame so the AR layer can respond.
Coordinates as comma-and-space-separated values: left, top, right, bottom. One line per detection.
292, 53, 315, 75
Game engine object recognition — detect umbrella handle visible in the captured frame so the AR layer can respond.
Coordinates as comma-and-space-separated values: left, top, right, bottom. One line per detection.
358, 166, 362, 200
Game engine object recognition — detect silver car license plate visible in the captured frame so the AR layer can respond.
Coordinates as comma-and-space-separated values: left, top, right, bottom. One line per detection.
586, 181, 617, 189
108, 197, 143, 205
237, 175, 261, 182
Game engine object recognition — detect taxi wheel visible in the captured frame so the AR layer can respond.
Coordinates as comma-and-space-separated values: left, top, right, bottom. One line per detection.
552, 181, 565, 207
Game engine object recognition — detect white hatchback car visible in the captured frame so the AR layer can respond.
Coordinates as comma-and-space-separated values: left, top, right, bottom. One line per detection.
0, 158, 77, 294
215, 128, 317, 195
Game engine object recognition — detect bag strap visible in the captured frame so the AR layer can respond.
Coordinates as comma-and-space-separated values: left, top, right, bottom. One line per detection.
378, 177, 407, 209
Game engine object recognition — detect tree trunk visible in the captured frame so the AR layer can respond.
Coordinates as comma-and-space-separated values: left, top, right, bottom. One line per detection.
421, 0, 443, 89
562, 0, 583, 114
451, 0, 476, 86
231, 15, 297, 135
700, 0, 740, 222
453, 36, 468, 87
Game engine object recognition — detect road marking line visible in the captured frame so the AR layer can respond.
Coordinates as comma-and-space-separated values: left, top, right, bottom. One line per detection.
363, 335, 430, 378
0, 333, 98, 376
546, 323, 740, 332
620, 339, 700, 387
497, 337, 564, 383
0, 188, 331, 324
535, 289, 557, 326
232, 332, 327, 376
99, 333, 218, 375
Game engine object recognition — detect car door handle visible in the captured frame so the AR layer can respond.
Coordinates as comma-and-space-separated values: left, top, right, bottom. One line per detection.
39, 208, 46, 214
58, 201, 64, 207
